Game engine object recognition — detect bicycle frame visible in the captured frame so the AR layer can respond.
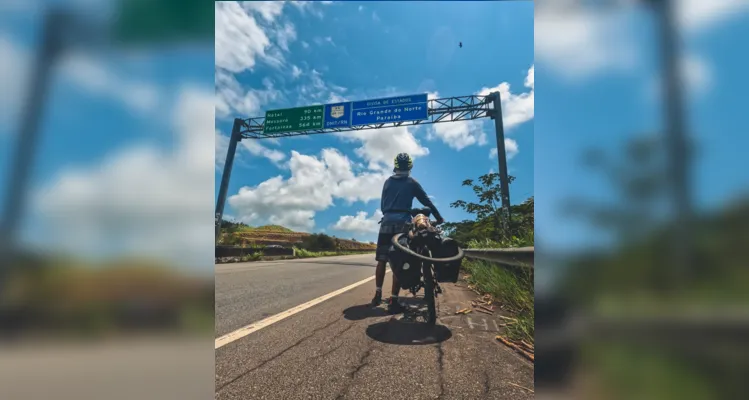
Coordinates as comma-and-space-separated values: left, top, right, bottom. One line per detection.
405, 239, 442, 298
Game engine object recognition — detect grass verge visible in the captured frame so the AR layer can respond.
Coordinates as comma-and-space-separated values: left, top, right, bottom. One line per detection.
461, 259, 534, 343
292, 248, 371, 259
216, 250, 373, 263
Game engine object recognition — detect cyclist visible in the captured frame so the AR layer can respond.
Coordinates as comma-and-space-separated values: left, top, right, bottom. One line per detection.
372, 152, 445, 313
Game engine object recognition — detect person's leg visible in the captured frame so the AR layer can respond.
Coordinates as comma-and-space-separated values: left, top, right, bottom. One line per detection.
386, 267, 405, 314
391, 273, 401, 298
391, 274, 401, 297
375, 260, 387, 289
371, 232, 390, 306
386, 233, 405, 314
370, 260, 386, 306
388, 264, 404, 314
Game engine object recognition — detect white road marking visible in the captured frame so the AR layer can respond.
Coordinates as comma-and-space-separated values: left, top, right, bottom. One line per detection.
466, 317, 489, 330
215, 269, 390, 349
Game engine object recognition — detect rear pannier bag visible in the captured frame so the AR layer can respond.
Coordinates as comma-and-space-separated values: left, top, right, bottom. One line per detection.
387, 234, 423, 290
432, 237, 462, 283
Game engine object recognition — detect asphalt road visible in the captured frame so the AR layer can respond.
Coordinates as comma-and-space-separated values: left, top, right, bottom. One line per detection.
215, 254, 534, 400
0, 337, 214, 400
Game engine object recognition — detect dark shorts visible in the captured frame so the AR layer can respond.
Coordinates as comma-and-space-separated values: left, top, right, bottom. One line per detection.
375, 222, 409, 262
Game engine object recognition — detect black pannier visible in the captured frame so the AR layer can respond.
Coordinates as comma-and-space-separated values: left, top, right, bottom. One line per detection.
431, 237, 462, 283
387, 234, 423, 290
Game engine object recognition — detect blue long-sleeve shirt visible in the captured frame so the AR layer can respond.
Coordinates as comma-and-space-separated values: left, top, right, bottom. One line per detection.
380, 174, 442, 224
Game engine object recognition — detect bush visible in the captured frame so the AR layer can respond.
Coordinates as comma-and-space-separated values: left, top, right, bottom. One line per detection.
240, 251, 263, 262
293, 248, 343, 258
300, 233, 336, 251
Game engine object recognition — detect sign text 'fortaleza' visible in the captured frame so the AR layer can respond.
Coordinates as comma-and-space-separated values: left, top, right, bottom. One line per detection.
263, 94, 429, 134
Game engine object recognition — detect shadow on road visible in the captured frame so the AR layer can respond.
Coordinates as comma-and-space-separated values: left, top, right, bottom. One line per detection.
365, 318, 452, 345
342, 304, 388, 320
342, 296, 426, 321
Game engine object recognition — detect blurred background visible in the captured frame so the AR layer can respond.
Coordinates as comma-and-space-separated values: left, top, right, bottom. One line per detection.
535, 0, 749, 399
0, 0, 214, 399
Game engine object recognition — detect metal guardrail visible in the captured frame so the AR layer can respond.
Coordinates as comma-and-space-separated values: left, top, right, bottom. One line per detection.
215, 246, 376, 258
462, 246, 534, 268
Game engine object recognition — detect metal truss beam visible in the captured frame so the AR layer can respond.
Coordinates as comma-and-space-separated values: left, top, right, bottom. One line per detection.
239, 94, 496, 140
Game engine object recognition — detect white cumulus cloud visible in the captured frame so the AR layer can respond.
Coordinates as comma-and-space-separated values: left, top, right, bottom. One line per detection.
215, 1, 276, 73
335, 126, 430, 171
535, 3, 636, 81
332, 209, 384, 235
430, 120, 487, 150
290, 65, 302, 79
1, 34, 163, 131
536, 0, 749, 80
215, 129, 287, 171
215, 68, 281, 119
59, 52, 162, 114
677, 0, 749, 33
227, 149, 391, 231
477, 64, 534, 130
35, 86, 216, 270
490, 138, 519, 160
428, 65, 534, 150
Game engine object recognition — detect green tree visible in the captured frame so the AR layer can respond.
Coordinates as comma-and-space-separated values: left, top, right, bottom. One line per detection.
301, 233, 336, 251
443, 172, 533, 246
563, 136, 668, 244
220, 219, 250, 234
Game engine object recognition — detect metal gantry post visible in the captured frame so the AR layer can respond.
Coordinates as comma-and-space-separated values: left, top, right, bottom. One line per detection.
215, 118, 243, 243
655, 0, 692, 285
490, 91, 512, 233
1, 9, 62, 247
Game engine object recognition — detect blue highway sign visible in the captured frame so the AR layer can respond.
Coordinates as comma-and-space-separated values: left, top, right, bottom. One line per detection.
350, 94, 428, 126
323, 102, 352, 129
264, 94, 430, 133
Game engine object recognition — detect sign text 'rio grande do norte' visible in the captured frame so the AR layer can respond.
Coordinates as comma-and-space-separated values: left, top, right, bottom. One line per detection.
263, 94, 429, 134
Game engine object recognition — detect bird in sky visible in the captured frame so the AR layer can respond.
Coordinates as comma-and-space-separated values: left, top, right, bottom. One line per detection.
459, 42, 463, 48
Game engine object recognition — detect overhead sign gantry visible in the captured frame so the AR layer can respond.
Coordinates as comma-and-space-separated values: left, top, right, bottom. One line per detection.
216, 92, 513, 242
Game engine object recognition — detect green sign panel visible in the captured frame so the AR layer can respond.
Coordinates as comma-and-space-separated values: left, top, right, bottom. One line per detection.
112, 0, 213, 46
263, 105, 325, 134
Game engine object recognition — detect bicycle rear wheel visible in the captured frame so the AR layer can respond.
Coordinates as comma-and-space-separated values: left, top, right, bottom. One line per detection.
421, 250, 437, 326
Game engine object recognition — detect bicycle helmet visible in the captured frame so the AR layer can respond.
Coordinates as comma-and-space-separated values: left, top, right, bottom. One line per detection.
394, 152, 413, 171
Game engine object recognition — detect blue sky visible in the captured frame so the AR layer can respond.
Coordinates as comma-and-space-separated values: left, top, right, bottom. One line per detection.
0, 1, 215, 271
4, 0, 746, 273
535, 2, 749, 253
215, 1, 534, 242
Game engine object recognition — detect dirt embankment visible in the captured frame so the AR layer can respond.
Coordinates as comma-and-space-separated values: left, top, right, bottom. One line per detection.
222, 225, 376, 250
